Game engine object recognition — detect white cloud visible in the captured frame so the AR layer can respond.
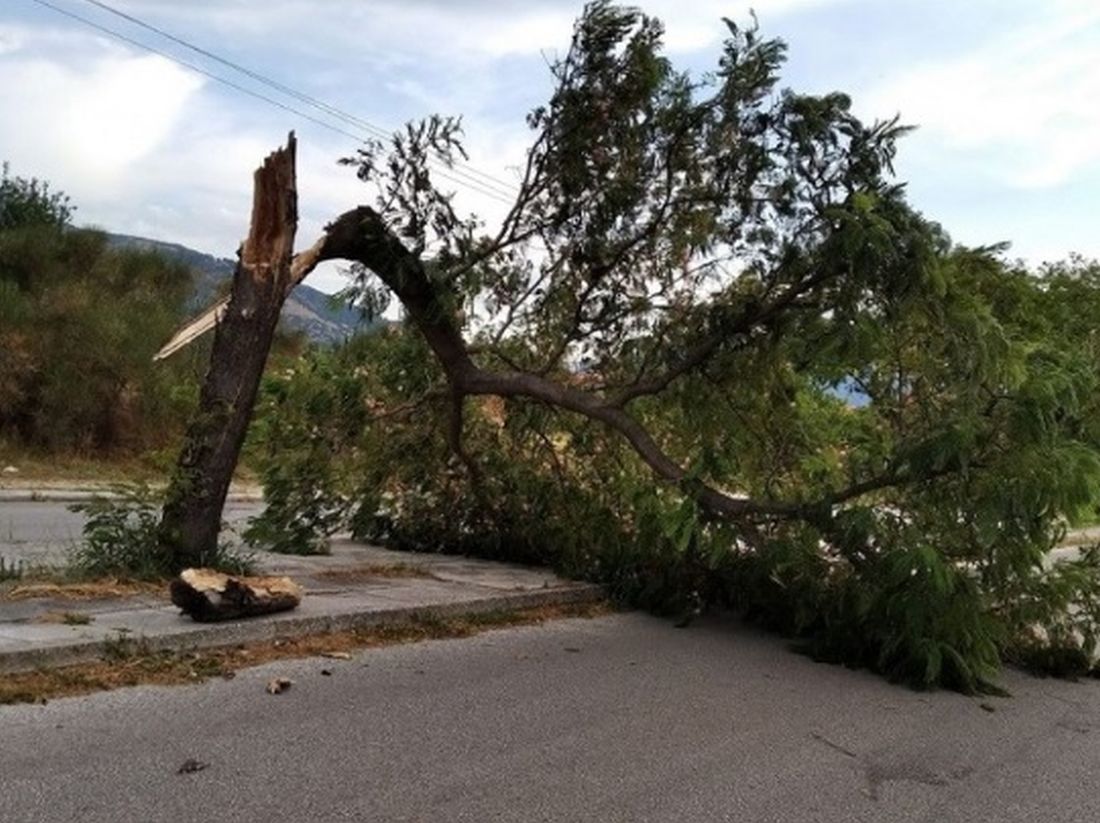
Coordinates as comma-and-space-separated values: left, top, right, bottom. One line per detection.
861, 6, 1100, 189
65, 56, 203, 179
643, 0, 844, 52
0, 26, 25, 56
425, 2, 814, 58
440, 0, 842, 57
17, 0, 1097, 289
0, 50, 201, 191
97, 0, 843, 59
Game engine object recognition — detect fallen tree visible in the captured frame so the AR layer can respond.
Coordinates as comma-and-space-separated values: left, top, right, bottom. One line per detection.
162, 2, 1100, 689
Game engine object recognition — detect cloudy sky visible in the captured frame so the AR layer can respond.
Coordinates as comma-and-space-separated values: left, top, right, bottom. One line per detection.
2, 0, 1098, 293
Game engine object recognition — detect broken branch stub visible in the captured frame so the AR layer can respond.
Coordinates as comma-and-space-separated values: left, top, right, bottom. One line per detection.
153, 232, 337, 361
157, 133, 301, 571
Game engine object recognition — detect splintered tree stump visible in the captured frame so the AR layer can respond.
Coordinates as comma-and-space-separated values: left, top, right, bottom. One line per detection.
170, 568, 303, 622
157, 134, 301, 572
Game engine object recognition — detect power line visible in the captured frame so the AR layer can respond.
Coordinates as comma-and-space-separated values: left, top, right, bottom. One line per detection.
76, 0, 520, 200
28, 0, 518, 205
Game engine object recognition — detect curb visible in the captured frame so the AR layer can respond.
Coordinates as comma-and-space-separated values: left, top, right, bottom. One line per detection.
0, 490, 263, 504
0, 583, 605, 675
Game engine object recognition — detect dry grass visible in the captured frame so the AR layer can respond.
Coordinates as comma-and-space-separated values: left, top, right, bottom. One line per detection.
0, 451, 165, 486
33, 611, 94, 625
312, 563, 433, 583
0, 446, 260, 488
0, 600, 613, 706
0, 578, 165, 602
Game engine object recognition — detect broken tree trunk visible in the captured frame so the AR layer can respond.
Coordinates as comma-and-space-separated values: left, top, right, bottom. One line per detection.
170, 568, 303, 622
157, 134, 300, 572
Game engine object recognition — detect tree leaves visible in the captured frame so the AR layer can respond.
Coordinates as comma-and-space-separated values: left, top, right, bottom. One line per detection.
264, 3, 1100, 688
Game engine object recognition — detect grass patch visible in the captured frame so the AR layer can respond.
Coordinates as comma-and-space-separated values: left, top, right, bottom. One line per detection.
312, 563, 433, 583
0, 450, 168, 486
0, 445, 259, 488
0, 600, 612, 705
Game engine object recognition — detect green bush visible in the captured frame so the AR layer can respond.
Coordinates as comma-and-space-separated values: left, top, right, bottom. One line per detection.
0, 164, 201, 455
243, 341, 370, 554
69, 485, 253, 579
245, 296, 1100, 692
238, 5, 1100, 692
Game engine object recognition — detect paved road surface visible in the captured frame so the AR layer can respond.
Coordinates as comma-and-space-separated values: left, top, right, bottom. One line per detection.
0, 500, 262, 567
2, 612, 1099, 822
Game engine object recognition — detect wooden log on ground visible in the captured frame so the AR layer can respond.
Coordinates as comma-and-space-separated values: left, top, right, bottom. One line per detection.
170, 568, 303, 622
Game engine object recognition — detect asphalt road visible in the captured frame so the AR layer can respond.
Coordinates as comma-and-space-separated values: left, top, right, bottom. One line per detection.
0, 500, 262, 567
2, 612, 1099, 822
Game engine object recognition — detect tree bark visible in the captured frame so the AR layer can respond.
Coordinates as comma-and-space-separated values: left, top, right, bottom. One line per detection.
158, 134, 299, 571
170, 568, 303, 622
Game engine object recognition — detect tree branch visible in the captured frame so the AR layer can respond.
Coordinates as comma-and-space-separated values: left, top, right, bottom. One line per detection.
304, 206, 943, 527
609, 263, 840, 406
447, 391, 486, 498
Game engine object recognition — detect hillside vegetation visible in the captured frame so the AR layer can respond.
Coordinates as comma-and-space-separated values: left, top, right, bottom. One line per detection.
0, 164, 204, 458
0, 164, 307, 469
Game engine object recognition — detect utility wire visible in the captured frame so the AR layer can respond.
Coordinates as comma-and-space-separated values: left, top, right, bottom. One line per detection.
78, 0, 520, 200
28, 0, 518, 205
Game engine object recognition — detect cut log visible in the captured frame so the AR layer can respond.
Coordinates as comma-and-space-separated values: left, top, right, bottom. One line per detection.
170, 568, 303, 622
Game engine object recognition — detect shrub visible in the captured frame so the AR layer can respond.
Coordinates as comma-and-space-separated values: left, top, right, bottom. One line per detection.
69, 485, 252, 579
246, 316, 1100, 692
0, 555, 26, 582
0, 163, 200, 455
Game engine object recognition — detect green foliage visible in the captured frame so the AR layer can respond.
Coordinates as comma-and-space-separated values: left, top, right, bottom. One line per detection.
252, 286, 1100, 690
0, 162, 72, 230
249, 4, 1100, 691
69, 485, 252, 579
731, 528, 1006, 692
244, 344, 370, 554
0, 164, 201, 454
999, 544, 1100, 678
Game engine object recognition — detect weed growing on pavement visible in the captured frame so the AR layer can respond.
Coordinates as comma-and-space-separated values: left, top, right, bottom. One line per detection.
312, 563, 433, 583
0, 555, 25, 582
67, 484, 253, 580
1, 578, 164, 602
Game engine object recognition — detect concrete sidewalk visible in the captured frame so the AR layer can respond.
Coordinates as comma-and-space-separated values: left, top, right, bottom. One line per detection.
0, 539, 603, 674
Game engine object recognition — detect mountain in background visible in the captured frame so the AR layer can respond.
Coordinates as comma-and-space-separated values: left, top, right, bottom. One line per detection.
106, 233, 371, 344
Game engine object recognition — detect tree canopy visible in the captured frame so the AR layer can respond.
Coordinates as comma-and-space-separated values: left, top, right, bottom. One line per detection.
0, 162, 73, 231
227, 2, 1100, 690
